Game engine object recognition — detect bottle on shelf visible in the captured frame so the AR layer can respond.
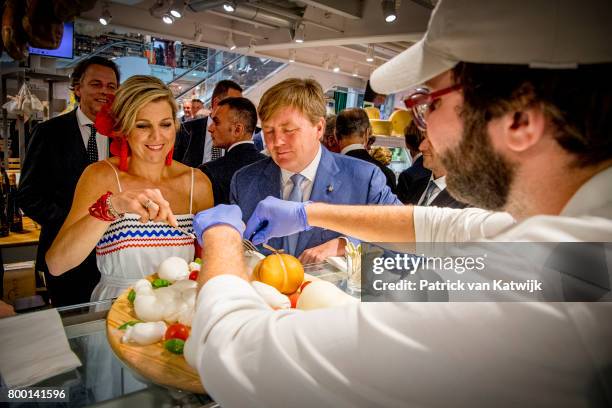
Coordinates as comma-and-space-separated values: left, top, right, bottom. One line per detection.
0, 165, 11, 236
8, 173, 23, 232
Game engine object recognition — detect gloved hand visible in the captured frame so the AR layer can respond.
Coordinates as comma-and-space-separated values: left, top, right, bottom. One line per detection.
193, 204, 245, 246
244, 196, 312, 245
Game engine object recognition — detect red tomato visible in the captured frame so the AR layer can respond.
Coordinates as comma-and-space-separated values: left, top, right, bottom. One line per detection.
165, 323, 190, 341
299, 280, 312, 292
189, 270, 199, 281
288, 292, 300, 308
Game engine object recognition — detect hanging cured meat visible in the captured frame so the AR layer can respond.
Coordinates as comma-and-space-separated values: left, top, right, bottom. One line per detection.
1, 0, 29, 61
22, 0, 64, 49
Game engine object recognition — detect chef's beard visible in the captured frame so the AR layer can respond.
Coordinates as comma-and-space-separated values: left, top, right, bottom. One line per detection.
440, 108, 517, 211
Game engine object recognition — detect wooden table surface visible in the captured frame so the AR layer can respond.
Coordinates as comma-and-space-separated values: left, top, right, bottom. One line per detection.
0, 217, 40, 248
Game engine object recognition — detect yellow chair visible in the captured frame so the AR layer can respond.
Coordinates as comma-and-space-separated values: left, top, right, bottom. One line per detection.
363, 106, 380, 120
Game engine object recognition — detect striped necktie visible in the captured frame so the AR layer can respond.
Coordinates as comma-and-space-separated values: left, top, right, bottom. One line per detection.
420, 180, 439, 206
86, 124, 99, 163
284, 173, 306, 256
211, 146, 223, 161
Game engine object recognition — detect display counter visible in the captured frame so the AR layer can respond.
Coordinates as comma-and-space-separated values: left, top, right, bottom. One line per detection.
2, 262, 345, 407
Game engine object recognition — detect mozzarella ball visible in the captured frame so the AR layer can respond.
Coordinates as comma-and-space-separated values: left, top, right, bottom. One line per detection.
157, 257, 190, 282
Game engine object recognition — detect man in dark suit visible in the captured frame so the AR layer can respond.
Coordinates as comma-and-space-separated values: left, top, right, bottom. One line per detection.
16, 57, 120, 306
335, 108, 397, 192
405, 136, 468, 209
199, 97, 266, 204
174, 80, 243, 167
231, 78, 400, 264
396, 121, 432, 204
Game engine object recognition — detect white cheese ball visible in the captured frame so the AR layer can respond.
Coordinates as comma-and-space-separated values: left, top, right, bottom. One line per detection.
157, 257, 189, 282
251, 281, 291, 309
134, 294, 165, 322
170, 279, 197, 293
133, 279, 152, 293
122, 321, 167, 345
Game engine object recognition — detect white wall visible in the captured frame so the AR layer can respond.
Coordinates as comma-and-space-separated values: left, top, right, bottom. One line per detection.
244, 63, 367, 108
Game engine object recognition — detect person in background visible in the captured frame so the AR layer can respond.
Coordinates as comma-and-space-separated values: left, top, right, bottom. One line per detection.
174, 80, 243, 167
396, 121, 431, 203
185, 1, 612, 406
199, 97, 266, 204
336, 108, 397, 192
320, 114, 339, 153
181, 100, 192, 122
16, 56, 119, 307
230, 78, 399, 264
403, 135, 468, 208
191, 98, 208, 118
45, 75, 213, 300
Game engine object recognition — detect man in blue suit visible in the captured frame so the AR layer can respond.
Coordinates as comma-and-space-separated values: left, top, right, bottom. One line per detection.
231, 78, 400, 264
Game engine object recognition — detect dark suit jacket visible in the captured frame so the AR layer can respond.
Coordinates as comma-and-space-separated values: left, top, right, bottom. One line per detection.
199, 142, 266, 205
174, 116, 208, 168
396, 156, 432, 204
400, 175, 468, 209
345, 148, 397, 193
16, 109, 100, 306
231, 147, 401, 257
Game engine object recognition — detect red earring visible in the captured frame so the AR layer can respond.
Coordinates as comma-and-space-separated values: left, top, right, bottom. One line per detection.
165, 147, 173, 166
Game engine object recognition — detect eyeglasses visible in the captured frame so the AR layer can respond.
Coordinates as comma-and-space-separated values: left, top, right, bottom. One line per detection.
403, 84, 461, 131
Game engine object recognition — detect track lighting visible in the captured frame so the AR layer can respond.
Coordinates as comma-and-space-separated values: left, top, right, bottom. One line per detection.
162, 13, 175, 24
352, 66, 358, 77
366, 44, 375, 62
99, 1, 111, 25
294, 23, 305, 43
289, 49, 296, 63
223, 1, 237, 12
332, 55, 340, 73
382, 0, 397, 23
226, 32, 236, 50
194, 24, 203, 42
169, 0, 184, 18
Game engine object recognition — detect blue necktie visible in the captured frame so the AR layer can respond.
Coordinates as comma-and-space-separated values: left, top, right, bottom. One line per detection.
285, 173, 305, 256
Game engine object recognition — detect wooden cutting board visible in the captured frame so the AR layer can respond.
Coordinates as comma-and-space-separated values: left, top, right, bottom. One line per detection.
106, 281, 205, 394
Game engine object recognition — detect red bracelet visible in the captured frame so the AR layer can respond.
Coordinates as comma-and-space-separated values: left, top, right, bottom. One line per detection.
89, 191, 122, 221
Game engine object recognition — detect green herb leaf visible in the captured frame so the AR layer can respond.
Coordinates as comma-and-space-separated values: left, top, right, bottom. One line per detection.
152, 278, 170, 288
118, 320, 141, 330
164, 338, 185, 355
127, 289, 136, 303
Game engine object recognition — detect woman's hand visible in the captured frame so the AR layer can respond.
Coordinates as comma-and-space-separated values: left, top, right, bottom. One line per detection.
110, 188, 178, 227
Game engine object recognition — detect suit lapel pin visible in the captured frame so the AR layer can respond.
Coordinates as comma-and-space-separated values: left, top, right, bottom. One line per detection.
327, 184, 334, 193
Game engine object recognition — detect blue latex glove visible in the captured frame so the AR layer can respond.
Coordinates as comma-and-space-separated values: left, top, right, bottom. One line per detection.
244, 196, 312, 245
193, 204, 245, 246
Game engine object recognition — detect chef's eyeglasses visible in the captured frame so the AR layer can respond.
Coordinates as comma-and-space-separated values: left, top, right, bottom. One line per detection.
403, 84, 462, 131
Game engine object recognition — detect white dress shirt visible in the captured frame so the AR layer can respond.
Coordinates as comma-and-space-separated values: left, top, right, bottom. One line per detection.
76, 107, 108, 160
280, 146, 322, 201
339, 143, 365, 155
227, 140, 254, 152
184, 166, 612, 407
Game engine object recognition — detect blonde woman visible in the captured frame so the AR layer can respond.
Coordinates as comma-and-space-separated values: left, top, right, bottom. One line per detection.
46, 75, 213, 301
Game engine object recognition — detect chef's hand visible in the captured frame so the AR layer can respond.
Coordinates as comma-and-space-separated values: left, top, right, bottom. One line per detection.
298, 238, 345, 264
244, 196, 312, 245
193, 204, 245, 246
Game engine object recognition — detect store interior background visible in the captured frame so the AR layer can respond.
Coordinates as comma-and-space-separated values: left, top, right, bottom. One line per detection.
0, 0, 435, 309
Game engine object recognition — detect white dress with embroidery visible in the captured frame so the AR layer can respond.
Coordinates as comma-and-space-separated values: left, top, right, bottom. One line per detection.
90, 161, 195, 301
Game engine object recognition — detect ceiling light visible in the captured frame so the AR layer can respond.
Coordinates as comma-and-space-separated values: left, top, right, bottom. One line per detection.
366, 44, 375, 62
226, 32, 236, 50
352, 66, 358, 77
223, 1, 236, 12
332, 55, 340, 73
162, 13, 175, 24
294, 23, 305, 43
288, 49, 296, 63
382, 0, 397, 23
169, 0, 184, 18
99, 1, 111, 25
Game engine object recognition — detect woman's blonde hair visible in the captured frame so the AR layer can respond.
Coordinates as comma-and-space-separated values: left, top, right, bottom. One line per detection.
111, 75, 178, 136
258, 78, 326, 125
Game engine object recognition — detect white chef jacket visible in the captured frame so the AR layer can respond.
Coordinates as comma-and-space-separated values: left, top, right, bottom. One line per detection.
184, 166, 612, 408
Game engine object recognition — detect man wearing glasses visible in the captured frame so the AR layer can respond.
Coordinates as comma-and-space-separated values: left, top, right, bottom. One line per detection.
186, 1, 612, 406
